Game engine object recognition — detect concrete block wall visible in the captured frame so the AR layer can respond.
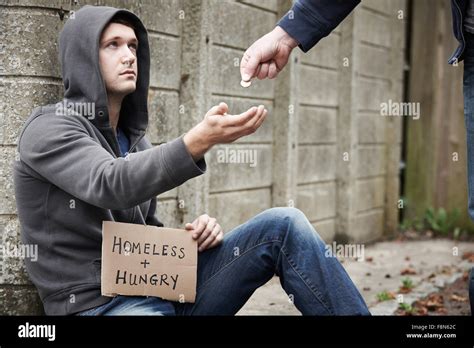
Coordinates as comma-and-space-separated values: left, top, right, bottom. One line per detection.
0, 0, 406, 314
295, 25, 341, 242
292, 0, 406, 243
333, 0, 406, 243
0, 0, 70, 315
353, 0, 406, 242
206, 0, 277, 231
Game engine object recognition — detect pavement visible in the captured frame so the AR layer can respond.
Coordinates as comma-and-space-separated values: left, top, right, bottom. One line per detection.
236, 239, 474, 315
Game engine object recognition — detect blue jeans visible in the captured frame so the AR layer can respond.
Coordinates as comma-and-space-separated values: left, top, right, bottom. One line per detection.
76, 207, 370, 316
462, 32, 474, 315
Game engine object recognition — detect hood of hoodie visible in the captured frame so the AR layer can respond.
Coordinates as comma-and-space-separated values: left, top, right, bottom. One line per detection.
58, 5, 150, 155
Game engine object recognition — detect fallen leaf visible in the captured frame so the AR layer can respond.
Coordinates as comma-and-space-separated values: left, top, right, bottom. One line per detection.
400, 267, 417, 275
450, 294, 468, 302
424, 294, 444, 310
440, 266, 453, 275
416, 306, 428, 315
399, 286, 412, 294
462, 252, 474, 262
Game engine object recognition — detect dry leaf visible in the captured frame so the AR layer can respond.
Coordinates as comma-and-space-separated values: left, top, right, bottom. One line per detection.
399, 286, 412, 294
450, 294, 468, 302
400, 267, 417, 275
462, 252, 474, 262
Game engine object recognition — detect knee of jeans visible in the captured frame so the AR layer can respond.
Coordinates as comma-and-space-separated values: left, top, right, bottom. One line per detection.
265, 207, 313, 234
265, 207, 306, 221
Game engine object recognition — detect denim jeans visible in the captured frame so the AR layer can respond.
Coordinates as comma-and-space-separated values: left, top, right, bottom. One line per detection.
76, 207, 370, 316
462, 32, 474, 315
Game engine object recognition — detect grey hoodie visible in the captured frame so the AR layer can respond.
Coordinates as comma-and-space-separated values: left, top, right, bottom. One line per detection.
13, 5, 206, 315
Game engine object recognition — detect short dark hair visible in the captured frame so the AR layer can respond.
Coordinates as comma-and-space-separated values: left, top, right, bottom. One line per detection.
108, 14, 136, 32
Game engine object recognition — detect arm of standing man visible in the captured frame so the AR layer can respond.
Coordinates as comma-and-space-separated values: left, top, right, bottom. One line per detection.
240, 0, 360, 81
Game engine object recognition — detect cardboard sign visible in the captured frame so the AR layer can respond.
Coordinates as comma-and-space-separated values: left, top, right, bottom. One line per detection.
101, 221, 197, 303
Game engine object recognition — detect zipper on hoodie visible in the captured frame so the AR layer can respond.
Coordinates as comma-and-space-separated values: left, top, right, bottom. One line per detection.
128, 133, 145, 154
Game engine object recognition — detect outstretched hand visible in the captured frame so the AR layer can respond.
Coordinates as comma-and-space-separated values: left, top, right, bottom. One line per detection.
183, 102, 267, 161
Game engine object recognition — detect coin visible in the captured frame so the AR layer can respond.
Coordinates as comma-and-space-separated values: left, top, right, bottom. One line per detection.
240, 80, 252, 88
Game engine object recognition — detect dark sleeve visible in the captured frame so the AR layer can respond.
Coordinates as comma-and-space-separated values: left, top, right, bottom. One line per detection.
277, 0, 360, 52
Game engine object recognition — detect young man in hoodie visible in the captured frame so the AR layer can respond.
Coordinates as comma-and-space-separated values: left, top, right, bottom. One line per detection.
14, 5, 369, 316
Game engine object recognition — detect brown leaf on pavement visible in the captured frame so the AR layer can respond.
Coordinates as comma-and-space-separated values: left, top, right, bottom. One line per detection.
424, 294, 445, 310
416, 307, 428, 315
400, 267, 417, 275
462, 251, 474, 262
399, 286, 412, 294
450, 294, 468, 302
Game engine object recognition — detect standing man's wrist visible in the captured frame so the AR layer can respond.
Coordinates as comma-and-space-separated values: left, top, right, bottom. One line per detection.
274, 25, 299, 50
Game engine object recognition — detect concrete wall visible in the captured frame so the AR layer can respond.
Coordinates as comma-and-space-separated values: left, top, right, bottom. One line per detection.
0, 0, 406, 314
